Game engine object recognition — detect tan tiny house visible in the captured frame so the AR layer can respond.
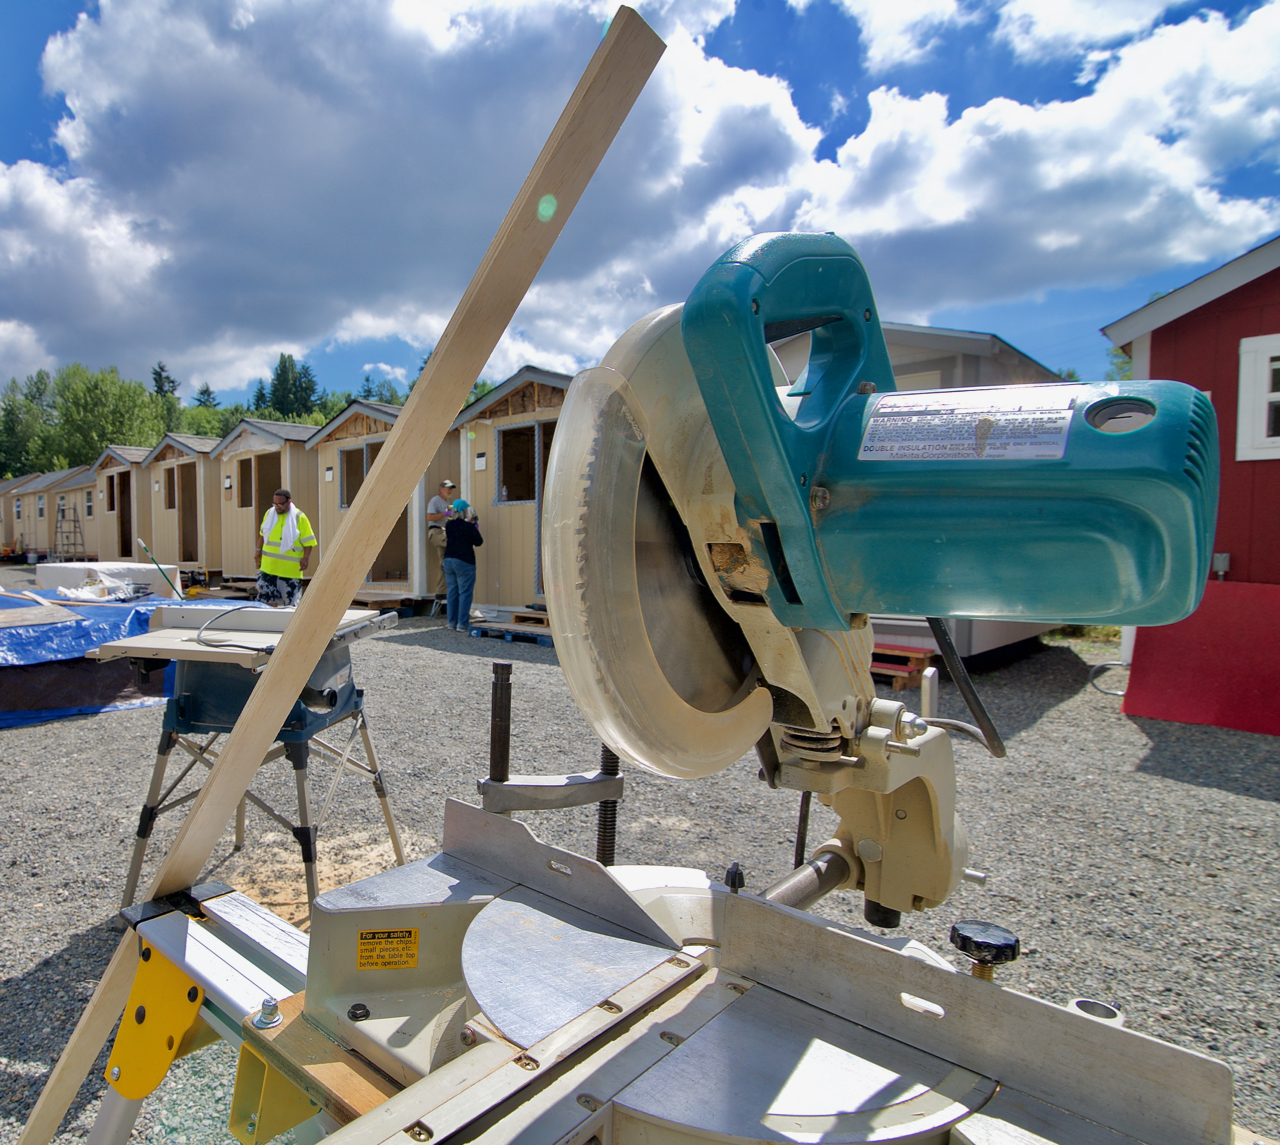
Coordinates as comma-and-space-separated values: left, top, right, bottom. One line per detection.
44, 467, 100, 559
142, 434, 223, 574
93, 447, 154, 561
213, 419, 320, 581
451, 365, 571, 608
1, 473, 43, 554
307, 400, 461, 597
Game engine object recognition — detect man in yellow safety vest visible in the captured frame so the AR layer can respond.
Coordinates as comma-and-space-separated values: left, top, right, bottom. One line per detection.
255, 488, 317, 606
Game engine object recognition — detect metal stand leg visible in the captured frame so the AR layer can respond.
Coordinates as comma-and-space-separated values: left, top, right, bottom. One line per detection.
121, 729, 177, 911
358, 712, 406, 866
86, 1088, 144, 1145
286, 741, 321, 910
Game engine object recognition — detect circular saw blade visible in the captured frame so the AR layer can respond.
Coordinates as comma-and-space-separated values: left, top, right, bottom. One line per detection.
543, 359, 772, 780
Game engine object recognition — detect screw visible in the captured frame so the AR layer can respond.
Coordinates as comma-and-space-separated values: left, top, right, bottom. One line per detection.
253, 997, 282, 1029
406, 1124, 432, 1142
857, 380, 877, 394
598, 1000, 622, 1014
659, 1031, 683, 1046
460, 1027, 476, 1047
668, 957, 690, 969
515, 1053, 539, 1071
577, 1095, 600, 1112
348, 1002, 370, 1021
109, 1066, 120, 1081
809, 486, 830, 511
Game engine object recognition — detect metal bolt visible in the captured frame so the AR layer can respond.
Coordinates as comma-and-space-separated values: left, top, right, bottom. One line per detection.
109, 1066, 120, 1081
895, 809, 908, 820
187, 986, 199, 1003
598, 1000, 622, 1014
577, 1095, 600, 1113
515, 1053, 539, 1071
253, 997, 282, 1029
348, 1002, 370, 1021
659, 1031, 683, 1046
406, 1124, 432, 1142
726, 982, 747, 995
246, 1120, 256, 1136
668, 957, 690, 969
460, 1026, 476, 1047
809, 486, 830, 511
857, 380, 877, 394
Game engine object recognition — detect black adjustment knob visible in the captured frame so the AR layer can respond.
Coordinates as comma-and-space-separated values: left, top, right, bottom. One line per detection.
724, 862, 746, 894
950, 920, 1019, 980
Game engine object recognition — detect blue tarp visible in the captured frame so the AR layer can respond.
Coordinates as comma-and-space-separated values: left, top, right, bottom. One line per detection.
0, 592, 251, 667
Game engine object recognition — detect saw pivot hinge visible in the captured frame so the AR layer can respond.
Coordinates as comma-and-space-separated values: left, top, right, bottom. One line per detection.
104, 942, 207, 1100
229, 1043, 320, 1145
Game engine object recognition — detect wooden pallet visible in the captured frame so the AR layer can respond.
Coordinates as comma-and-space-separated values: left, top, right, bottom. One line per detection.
468, 622, 554, 648
870, 643, 934, 691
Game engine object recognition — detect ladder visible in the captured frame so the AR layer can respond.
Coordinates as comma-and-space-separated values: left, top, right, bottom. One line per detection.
53, 504, 86, 561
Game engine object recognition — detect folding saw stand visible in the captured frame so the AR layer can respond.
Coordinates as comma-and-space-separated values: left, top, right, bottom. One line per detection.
90, 605, 407, 916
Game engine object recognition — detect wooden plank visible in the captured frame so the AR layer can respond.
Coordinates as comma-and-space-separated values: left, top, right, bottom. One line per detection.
241, 992, 400, 1124
18, 12, 664, 1145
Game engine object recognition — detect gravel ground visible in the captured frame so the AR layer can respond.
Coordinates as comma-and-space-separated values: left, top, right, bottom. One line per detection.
0, 563, 1276, 1140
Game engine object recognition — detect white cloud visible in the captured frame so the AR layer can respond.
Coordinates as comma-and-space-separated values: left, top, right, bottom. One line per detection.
0, 319, 56, 383
0, 0, 1275, 392
813, 0, 967, 72
995, 0, 1177, 58
363, 361, 409, 383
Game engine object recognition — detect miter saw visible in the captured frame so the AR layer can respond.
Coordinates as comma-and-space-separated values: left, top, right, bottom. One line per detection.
86, 234, 1239, 1145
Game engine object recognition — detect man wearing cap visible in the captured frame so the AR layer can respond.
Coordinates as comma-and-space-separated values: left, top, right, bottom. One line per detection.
255, 489, 317, 607
426, 479, 456, 596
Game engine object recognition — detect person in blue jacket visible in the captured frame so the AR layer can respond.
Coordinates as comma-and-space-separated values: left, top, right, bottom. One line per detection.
443, 499, 483, 631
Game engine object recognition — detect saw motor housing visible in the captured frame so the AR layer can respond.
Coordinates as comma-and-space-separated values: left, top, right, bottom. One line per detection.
544, 231, 1217, 924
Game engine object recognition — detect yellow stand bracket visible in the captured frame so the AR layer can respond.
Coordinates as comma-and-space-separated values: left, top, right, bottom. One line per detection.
229, 1044, 320, 1145
103, 939, 205, 1100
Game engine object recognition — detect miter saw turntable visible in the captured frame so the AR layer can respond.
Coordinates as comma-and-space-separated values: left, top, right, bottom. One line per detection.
90, 234, 1237, 1145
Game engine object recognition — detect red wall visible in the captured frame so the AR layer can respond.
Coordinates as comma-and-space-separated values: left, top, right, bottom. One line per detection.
1150, 265, 1280, 583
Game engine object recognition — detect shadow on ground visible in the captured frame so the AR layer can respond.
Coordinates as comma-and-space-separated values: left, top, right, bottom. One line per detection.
377, 624, 559, 667
1131, 717, 1280, 802
0, 921, 120, 1130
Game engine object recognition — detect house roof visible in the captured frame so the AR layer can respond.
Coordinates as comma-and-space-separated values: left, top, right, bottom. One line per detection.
47, 466, 97, 493
92, 445, 151, 472
12, 466, 91, 494
305, 400, 404, 449
0, 473, 42, 497
141, 433, 222, 467
1103, 233, 1280, 349
212, 417, 318, 458
451, 365, 573, 430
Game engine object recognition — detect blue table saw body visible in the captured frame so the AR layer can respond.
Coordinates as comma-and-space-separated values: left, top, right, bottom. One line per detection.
682, 232, 1219, 630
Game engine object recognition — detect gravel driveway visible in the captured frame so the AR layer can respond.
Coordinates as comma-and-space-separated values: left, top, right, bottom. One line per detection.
0, 565, 1275, 1141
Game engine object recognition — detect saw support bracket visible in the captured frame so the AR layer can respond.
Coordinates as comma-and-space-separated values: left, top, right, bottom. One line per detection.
478, 769, 624, 814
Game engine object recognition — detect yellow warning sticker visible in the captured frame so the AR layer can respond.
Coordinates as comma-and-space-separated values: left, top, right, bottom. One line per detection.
357, 928, 419, 970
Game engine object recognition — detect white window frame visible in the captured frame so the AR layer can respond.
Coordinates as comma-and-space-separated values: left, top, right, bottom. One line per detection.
1237, 333, 1280, 461
37, 494, 44, 519
85, 489, 94, 518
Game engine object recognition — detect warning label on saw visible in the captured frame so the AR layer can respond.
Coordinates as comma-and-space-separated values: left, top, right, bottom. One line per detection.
357, 929, 419, 970
857, 384, 1081, 461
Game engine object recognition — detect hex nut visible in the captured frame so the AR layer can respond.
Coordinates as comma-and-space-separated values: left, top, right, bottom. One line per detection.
348, 1002, 371, 1021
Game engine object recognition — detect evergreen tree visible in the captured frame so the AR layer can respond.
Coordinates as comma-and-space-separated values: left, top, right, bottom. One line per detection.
193, 382, 220, 408
294, 363, 317, 415
151, 361, 179, 396
251, 379, 269, 411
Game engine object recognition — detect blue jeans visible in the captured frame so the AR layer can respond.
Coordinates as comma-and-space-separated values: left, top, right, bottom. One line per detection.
443, 558, 477, 628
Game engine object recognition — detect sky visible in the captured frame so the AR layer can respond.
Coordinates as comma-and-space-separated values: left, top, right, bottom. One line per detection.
0, 0, 1276, 407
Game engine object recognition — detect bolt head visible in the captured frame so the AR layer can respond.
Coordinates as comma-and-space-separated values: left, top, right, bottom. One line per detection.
348, 1002, 370, 1022
809, 486, 830, 511
109, 1066, 120, 1081
950, 920, 1020, 965
252, 997, 283, 1029
460, 1026, 476, 1047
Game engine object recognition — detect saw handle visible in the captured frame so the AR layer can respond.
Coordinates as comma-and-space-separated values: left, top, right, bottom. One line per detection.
681, 232, 897, 630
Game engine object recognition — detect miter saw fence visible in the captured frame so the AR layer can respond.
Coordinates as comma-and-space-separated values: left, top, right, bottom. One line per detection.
543, 230, 1218, 927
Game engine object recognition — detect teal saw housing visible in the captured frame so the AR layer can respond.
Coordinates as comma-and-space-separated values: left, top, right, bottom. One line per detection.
682, 232, 1218, 630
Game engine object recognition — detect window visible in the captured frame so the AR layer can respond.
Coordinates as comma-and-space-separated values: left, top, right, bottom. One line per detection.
497, 424, 537, 502
1237, 333, 1280, 460
57, 494, 66, 519
85, 489, 93, 518
37, 494, 44, 519
164, 467, 177, 509
106, 475, 116, 512
237, 458, 253, 508
14, 497, 20, 521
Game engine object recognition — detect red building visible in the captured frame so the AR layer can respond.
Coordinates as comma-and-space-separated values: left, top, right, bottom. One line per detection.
1103, 234, 1280, 735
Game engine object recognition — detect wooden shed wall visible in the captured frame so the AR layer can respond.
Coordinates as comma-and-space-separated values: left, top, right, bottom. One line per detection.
218, 440, 318, 579
464, 392, 562, 608
46, 481, 100, 559
94, 460, 152, 562
147, 448, 223, 571
1150, 265, 1280, 584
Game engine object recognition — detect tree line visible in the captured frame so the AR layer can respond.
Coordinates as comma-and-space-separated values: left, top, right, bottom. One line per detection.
0, 354, 393, 479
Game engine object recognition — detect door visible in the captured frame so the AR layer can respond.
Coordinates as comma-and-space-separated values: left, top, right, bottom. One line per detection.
366, 441, 409, 581
255, 452, 282, 524
118, 472, 133, 558
178, 462, 199, 563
